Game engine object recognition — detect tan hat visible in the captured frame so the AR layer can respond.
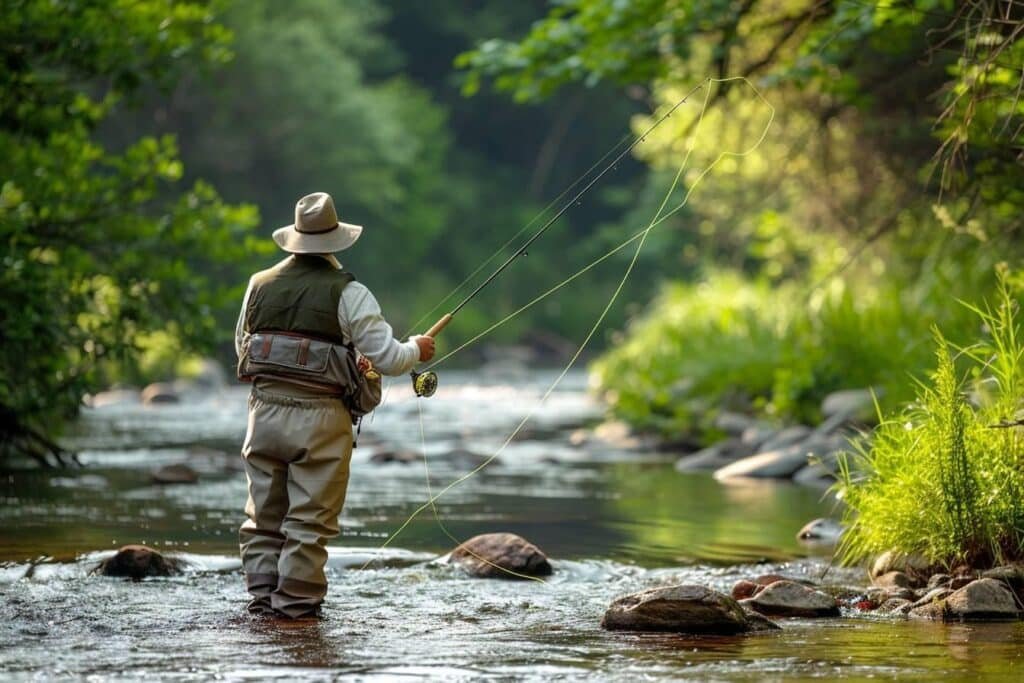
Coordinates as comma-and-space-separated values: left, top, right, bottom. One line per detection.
272, 192, 363, 254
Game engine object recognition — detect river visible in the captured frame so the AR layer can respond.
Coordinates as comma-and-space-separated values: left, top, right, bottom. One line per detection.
2, 370, 1022, 679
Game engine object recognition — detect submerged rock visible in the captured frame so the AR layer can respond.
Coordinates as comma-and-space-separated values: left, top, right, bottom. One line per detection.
740, 580, 840, 617
449, 533, 552, 580
95, 545, 182, 580
369, 449, 420, 465
152, 463, 199, 484
909, 578, 1020, 621
602, 584, 779, 634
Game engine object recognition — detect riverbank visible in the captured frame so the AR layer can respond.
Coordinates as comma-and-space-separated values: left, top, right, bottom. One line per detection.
3, 370, 1023, 679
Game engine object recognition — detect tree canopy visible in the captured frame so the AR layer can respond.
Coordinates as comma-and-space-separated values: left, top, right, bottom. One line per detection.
0, 0, 259, 463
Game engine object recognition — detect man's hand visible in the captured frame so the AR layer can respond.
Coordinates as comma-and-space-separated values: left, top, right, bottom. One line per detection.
413, 335, 436, 362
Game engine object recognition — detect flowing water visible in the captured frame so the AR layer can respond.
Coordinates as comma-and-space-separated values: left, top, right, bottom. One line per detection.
2, 370, 1022, 680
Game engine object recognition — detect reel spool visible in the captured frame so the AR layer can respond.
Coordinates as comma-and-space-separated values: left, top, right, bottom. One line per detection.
411, 370, 438, 398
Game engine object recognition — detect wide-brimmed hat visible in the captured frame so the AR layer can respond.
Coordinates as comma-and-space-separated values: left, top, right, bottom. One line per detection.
272, 192, 362, 254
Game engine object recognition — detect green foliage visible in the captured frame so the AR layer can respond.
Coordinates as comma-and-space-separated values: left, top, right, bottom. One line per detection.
462, 0, 1023, 199
0, 0, 259, 462
836, 280, 1024, 568
592, 241, 1001, 438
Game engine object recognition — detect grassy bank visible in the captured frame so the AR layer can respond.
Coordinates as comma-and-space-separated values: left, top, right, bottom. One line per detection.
592, 254, 998, 440
836, 280, 1024, 568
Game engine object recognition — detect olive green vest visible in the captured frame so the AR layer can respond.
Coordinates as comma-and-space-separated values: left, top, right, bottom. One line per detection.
244, 255, 355, 345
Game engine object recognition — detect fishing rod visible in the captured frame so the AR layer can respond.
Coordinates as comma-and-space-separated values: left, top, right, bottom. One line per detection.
409, 79, 709, 398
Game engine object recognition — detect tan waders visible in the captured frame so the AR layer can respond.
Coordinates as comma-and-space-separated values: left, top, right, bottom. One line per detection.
239, 379, 353, 618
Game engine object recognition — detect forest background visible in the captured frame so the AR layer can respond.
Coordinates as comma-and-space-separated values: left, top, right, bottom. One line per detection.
2, 0, 1021, 461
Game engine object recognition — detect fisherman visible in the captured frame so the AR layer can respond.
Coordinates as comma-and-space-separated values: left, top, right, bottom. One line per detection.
234, 192, 435, 619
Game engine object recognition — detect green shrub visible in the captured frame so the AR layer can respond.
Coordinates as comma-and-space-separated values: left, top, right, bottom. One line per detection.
836, 281, 1024, 568
591, 262, 991, 439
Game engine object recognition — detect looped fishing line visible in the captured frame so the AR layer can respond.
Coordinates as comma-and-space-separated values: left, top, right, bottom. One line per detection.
362, 77, 775, 575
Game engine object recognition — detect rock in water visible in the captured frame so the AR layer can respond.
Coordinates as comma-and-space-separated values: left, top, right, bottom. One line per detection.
141, 382, 180, 405
909, 578, 1020, 621
369, 449, 419, 465
870, 550, 933, 582
740, 580, 840, 617
602, 584, 780, 634
152, 463, 199, 484
449, 533, 552, 580
95, 545, 182, 580
821, 388, 877, 421
873, 571, 913, 590
796, 518, 844, 546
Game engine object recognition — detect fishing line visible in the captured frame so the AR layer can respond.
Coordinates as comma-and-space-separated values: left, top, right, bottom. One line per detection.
401, 79, 709, 340
362, 77, 775, 571
414, 398, 547, 582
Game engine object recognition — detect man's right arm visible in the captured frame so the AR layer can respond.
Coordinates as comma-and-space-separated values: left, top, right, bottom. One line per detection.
339, 282, 433, 376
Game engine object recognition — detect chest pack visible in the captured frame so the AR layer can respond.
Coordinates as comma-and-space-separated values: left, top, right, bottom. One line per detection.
236, 331, 381, 418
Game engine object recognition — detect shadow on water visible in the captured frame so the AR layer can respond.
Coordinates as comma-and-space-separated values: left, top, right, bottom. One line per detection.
1, 371, 1022, 679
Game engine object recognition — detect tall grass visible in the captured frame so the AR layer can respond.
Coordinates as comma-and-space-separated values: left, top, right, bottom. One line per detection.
836, 280, 1024, 568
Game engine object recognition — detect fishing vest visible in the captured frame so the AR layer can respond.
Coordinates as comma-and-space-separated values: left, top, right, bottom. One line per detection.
244, 255, 354, 343
237, 255, 381, 416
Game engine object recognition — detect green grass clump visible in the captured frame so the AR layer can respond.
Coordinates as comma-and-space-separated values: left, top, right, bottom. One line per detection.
836, 281, 1024, 568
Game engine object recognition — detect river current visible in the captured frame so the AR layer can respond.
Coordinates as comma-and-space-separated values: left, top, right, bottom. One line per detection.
2, 370, 1022, 680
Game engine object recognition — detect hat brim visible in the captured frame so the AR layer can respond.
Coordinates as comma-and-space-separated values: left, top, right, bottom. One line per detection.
272, 222, 362, 254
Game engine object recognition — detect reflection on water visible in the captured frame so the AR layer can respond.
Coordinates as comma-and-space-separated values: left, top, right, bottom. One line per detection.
1, 370, 1021, 679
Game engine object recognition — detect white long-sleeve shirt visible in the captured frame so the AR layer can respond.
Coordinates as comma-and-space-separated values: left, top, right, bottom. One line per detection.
234, 256, 420, 376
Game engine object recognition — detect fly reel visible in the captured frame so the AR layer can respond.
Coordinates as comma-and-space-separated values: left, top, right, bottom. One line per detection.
411, 369, 438, 398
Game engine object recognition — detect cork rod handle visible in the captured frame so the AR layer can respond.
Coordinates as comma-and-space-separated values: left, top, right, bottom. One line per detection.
424, 313, 453, 339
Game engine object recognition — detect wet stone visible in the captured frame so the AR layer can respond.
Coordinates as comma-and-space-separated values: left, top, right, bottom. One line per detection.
872, 571, 912, 590
95, 545, 182, 581
369, 449, 420, 465
732, 580, 759, 601
909, 578, 1020, 621
152, 463, 199, 484
927, 573, 952, 589
602, 584, 780, 634
449, 533, 552, 580
878, 598, 914, 614
740, 580, 840, 618
870, 550, 933, 582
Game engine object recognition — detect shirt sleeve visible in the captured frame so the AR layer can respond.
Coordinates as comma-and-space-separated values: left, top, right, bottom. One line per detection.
234, 278, 253, 359
338, 281, 420, 376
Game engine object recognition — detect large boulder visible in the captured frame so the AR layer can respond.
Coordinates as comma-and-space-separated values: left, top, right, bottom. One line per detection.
94, 545, 182, 580
740, 580, 840, 617
909, 578, 1020, 621
449, 533, 552, 580
602, 584, 779, 634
